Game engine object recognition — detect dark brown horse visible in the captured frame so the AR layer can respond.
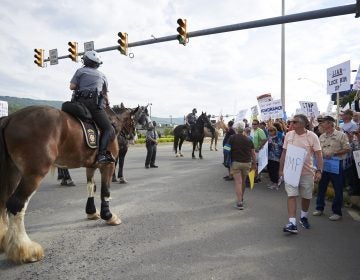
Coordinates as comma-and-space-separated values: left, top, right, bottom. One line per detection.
0, 105, 137, 263
84, 104, 152, 220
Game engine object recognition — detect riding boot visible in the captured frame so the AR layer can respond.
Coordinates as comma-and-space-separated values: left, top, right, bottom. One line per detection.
97, 133, 115, 164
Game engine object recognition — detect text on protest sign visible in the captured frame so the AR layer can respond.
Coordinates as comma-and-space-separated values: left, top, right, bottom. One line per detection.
327, 60, 350, 94
284, 144, 307, 187
353, 151, 360, 179
260, 99, 284, 121
353, 65, 360, 91
299, 101, 319, 118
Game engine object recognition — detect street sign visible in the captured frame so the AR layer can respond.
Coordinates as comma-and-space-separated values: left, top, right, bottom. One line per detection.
327, 60, 350, 94
84, 41, 94, 52
49, 49, 58, 65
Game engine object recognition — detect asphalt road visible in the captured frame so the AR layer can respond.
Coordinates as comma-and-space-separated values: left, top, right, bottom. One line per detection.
1, 141, 360, 280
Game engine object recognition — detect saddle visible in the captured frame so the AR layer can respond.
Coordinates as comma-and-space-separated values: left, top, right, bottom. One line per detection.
61, 101, 99, 149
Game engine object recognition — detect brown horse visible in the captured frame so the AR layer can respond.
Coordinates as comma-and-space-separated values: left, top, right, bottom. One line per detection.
0, 105, 137, 263
203, 118, 227, 151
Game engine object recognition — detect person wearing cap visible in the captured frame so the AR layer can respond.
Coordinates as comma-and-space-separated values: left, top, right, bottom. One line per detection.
70, 50, 114, 164
145, 121, 159, 168
279, 114, 323, 234
340, 109, 358, 133
313, 115, 350, 221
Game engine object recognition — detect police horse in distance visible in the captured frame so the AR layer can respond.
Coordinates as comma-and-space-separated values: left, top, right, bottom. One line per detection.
0, 104, 138, 263
173, 112, 213, 159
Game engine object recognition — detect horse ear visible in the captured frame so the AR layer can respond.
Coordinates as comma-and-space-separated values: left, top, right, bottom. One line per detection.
120, 102, 125, 109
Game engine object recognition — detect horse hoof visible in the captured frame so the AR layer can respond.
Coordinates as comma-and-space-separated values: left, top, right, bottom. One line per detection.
106, 214, 122, 225
180, 154, 184, 157
87, 212, 100, 220
5, 238, 44, 263
176, 154, 179, 157
210, 148, 213, 151
215, 148, 218, 151
112, 177, 118, 183
200, 156, 203, 159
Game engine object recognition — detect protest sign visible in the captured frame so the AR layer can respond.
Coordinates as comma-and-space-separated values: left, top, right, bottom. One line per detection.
0, 101, 8, 117
327, 60, 351, 94
257, 142, 268, 173
284, 144, 307, 187
353, 150, 360, 179
299, 101, 319, 118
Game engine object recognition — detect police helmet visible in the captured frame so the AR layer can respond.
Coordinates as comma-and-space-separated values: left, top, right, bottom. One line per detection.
83, 50, 103, 68
192, 108, 197, 114
152, 121, 157, 127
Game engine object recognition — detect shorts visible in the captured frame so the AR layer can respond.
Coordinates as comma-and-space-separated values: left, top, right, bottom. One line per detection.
230, 161, 251, 177
285, 174, 314, 199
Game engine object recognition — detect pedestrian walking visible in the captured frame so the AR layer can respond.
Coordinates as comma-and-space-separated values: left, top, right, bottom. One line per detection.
279, 114, 323, 234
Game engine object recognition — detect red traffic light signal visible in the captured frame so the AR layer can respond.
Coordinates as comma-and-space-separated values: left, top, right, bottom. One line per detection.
68, 41, 78, 62
177, 18, 187, 46
117, 32, 128, 55
34, 48, 44, 67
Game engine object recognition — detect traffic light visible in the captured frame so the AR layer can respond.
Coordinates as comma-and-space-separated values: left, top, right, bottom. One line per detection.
177, 18, 187, 45
117, 32, 128, 55
68, 41, 78, 62
34, 48, 44, 67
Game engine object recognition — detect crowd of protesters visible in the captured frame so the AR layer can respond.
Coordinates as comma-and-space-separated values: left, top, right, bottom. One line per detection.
222, 109, 360, 234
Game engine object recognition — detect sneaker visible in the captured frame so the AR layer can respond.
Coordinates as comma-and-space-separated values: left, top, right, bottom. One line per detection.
225, 176, 234, 181
267, 183, 278, 190
300, 217, 310, 229
119, 177, 128, 184
312, 210, 323, 216
235, 202, 244, 210
223, 175, 230, 180
329, 214, 342, 221
283, 222, 298, 234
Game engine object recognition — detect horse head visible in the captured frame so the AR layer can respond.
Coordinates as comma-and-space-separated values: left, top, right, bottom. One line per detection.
197, 112, 214, 132
134, 105, 153, 130
108, 105, 137, 143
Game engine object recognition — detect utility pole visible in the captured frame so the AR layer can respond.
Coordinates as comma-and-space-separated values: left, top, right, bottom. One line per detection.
281, 0, 286, 112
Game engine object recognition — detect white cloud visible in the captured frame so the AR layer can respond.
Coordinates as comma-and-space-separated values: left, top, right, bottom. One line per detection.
0, 0, 359, 119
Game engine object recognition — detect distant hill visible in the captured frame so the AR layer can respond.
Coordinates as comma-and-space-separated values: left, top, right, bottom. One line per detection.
0, 96, 184, 124
0, 96, 63, 114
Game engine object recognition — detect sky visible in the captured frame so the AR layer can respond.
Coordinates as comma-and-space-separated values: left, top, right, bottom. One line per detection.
0, 0, 359, 120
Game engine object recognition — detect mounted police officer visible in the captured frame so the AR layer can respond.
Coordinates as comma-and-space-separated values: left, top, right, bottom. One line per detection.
69, 50, 115, 164
185, 108, 198, 139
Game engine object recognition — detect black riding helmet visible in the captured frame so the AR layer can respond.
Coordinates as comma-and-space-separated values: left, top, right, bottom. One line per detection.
192, 108, 197, 114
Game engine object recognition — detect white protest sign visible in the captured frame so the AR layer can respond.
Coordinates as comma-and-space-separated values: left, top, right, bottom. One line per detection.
327, 60, 351, 94
257, 94, 273, 107
235, 109, 248, 122
257, 141, 268, 173
299, 101, 319, 118
251, 105, 259, 117
284, 144, 307, 187
326, 101, 334, 115
353, 65, 360, 90
260, 99, 284, 121
0, 101, 8, 117
353, 150, 360, 179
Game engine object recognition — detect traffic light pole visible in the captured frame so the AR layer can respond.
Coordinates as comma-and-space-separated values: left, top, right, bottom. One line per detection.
44, 3, 359, 62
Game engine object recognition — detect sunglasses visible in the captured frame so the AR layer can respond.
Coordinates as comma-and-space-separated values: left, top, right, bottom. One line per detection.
291, 120, 300, 124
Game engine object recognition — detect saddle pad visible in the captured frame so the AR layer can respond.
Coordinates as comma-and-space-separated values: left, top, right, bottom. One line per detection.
78, 118, 99, 149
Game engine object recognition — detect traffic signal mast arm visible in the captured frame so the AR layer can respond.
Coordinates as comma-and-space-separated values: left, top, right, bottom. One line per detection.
41, 3, 358, 63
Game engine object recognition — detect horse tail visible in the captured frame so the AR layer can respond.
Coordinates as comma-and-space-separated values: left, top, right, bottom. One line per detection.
0, 117, 12, 210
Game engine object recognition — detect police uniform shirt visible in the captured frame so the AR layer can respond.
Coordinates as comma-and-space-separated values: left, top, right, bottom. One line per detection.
70, 67, 108, 93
